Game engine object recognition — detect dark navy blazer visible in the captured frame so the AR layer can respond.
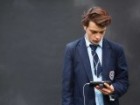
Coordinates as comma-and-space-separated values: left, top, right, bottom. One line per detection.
62, 37, 129, 105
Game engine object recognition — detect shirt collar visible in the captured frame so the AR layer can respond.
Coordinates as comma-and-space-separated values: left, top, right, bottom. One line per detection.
84, 34, 103, 48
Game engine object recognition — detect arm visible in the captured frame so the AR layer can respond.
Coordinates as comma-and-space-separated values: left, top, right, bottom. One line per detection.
96, 46, 129, 100
112, 46, 129, 99
62, 44, 74, 105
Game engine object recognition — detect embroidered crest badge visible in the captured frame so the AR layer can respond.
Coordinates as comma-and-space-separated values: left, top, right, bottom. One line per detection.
109, 71, 115, 80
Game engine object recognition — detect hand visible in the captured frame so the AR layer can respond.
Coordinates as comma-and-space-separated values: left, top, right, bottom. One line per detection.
95, 83, 114, 95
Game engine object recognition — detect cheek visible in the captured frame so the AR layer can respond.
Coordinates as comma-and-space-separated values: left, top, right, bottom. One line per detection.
88, 35, 96, 42
90, 34, 96, 39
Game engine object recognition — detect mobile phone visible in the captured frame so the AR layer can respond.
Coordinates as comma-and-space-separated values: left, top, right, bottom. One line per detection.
89, 81, 111, 88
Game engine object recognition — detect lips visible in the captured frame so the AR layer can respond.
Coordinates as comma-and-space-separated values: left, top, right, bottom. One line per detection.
92, 40, 99, 44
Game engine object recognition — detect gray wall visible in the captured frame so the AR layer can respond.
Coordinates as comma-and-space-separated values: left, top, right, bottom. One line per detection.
0, 0, 140, 105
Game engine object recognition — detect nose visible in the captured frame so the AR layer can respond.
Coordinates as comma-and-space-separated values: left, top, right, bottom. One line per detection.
95, 33, 102, 40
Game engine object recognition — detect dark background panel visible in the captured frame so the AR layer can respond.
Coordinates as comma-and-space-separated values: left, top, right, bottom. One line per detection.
0, 0, 140, 105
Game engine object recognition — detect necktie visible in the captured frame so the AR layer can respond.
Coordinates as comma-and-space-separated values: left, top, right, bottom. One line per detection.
90, 44, 102, 77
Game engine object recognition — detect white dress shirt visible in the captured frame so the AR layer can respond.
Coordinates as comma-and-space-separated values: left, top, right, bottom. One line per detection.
85, 35, 104, 105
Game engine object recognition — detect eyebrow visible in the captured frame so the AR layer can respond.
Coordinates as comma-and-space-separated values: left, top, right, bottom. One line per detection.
90, 29, 105, 32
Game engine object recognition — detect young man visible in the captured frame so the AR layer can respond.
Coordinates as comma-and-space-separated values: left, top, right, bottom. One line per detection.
62, 6, 129, 105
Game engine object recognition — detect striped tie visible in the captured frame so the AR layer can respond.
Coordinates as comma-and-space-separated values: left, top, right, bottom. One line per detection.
90, 44, 102, 77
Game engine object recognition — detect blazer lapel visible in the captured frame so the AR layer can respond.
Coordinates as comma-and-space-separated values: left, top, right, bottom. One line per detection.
102, 39, 112, 80
78, 37, 93, 81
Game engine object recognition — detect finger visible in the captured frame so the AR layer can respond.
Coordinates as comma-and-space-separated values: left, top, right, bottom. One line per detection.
104, 83, 110, 88
98, 89, 109, 95
110, 85, 115, 92
95, 85, 102, 89
102, 88, 112, 93
102, 84, 114, 94
95, 87, 110, 95
96, 85, 112, 95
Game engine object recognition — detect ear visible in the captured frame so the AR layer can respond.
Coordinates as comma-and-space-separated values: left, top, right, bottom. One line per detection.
83, 26, 87, 31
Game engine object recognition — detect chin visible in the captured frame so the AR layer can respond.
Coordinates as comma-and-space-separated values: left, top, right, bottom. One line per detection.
92, 41, 99, 45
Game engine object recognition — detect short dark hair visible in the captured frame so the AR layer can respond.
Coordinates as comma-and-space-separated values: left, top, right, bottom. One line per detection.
81, 7, 111, 27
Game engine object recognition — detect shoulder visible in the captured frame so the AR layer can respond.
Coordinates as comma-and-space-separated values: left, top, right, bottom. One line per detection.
64, 37, 83, 58
104, 38, 124, 51
66, 37, 83, 50
104, 38, 126, 57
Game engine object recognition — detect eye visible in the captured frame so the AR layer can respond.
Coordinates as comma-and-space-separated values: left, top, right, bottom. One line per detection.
100, 31, 104, 34
91, 31, 97, 34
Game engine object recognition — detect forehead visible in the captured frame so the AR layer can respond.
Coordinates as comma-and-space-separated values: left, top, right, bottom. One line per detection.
88, 21, 106, 31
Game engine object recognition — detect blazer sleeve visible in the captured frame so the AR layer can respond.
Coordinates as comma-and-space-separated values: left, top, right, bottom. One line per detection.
62, 44, 74, 105
112, 46, 129, 99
